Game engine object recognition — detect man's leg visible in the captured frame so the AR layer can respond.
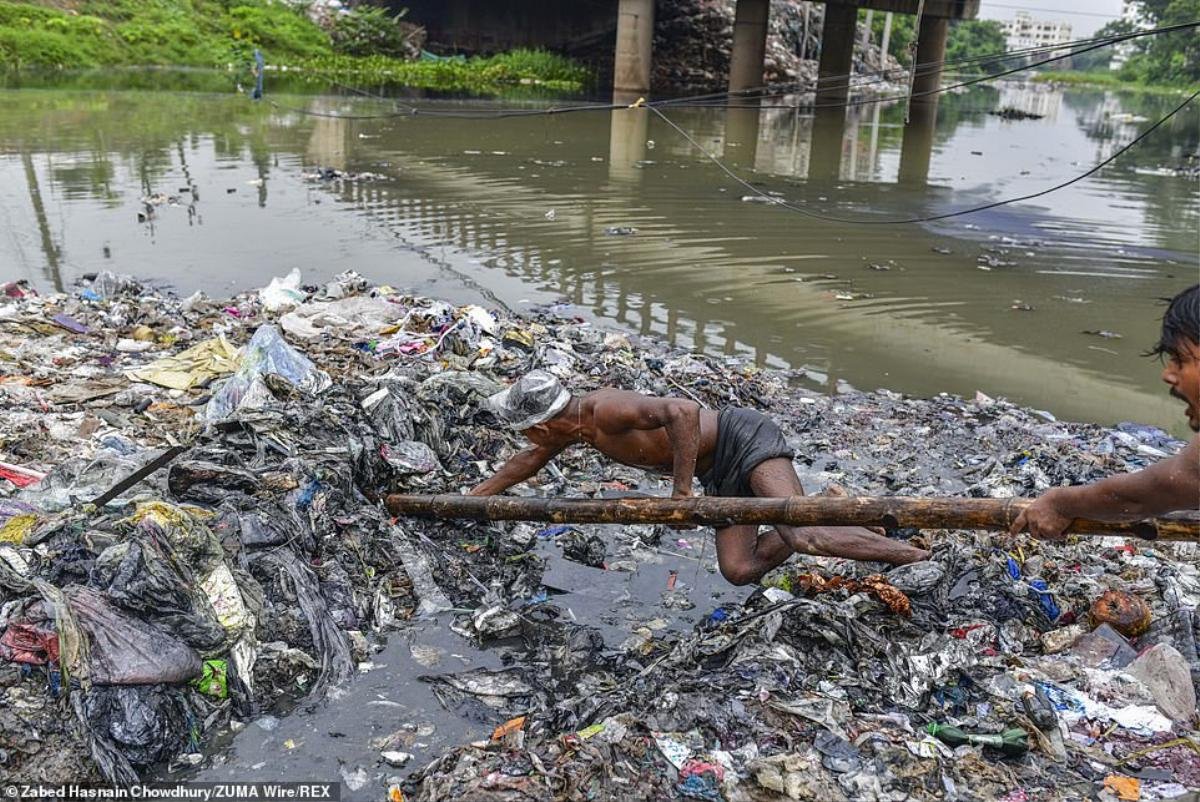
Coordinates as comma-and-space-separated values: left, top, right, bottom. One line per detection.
749, 458, 931, 566
714, 524, 795, 586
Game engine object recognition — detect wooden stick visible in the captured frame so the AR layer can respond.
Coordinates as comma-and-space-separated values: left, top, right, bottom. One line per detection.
384, 494, 1200, 542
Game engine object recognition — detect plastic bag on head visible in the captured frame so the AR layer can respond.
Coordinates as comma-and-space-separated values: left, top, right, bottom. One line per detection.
486, 370, 569, 430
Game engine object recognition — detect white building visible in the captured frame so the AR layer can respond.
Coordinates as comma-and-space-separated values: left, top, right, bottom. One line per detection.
1110, 0, 1151, 71
1001, 11, 1073, 52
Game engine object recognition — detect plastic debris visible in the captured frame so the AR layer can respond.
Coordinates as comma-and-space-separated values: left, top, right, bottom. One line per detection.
125, 336, 240, 391
1127, 644, 1197, 723
1, 269, 1196, 800
258, 267, 306, 312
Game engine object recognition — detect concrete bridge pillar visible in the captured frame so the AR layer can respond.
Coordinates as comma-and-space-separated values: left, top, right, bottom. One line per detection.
899, 14, 950, 185
809, 3, 859, 182
816, 3, 859, 107
729, 0, 770, 94
614, 0, 654, 96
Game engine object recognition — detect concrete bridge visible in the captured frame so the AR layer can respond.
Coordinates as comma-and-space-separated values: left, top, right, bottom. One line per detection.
402, 1, 980, 104
401, 1, 980, 182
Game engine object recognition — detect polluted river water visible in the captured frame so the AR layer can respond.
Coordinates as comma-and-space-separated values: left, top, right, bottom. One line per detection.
0, 75, 1198, 795
1, 80, 1197, 437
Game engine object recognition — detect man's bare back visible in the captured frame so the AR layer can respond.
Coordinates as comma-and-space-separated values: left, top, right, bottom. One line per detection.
558, 390, 719, 476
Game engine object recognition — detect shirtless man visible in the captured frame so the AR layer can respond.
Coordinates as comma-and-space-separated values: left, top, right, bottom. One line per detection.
1013, 284, 1200, 539
470, 371, 929, 585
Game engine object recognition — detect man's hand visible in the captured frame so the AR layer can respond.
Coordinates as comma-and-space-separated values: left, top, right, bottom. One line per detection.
1010, 488, 1075, 540
669, 487, 696, 530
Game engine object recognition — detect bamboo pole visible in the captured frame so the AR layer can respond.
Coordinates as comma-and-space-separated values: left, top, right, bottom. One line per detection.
384, 494, 1200, 542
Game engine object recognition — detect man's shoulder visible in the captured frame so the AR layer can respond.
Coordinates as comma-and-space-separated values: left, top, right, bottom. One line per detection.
582, 387, 651, 406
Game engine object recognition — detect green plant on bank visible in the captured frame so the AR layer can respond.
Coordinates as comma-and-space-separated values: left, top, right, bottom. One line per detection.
0, 0, 332, 68
1122, 0, 1200, 85
1030, 70, 1194, 95
0, 1, 591, 94
294, 49, 590, 93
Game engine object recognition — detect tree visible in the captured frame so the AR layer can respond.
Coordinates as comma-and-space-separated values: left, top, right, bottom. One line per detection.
1123, 0, 1200, 84
1072, 19, 1136, 73
944, 20, 1007, 74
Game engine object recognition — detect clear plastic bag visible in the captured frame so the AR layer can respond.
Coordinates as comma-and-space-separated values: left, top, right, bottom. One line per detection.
205, 325, 331, 421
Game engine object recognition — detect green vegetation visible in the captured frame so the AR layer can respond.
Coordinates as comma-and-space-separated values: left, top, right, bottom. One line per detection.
293, 50, 589, 93
1111, 0, 1200, 86
858, 13, 1007, 73
1006, 1, 1198, 88
863, 11, 917, 66
945, 20, 1008, 74
329, 5, 417, 58
1030, 70, 1194, 95
0, 1, 591, 94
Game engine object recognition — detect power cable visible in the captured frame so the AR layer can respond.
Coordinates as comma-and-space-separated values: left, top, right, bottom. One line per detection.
982, 3, 1122, 19
645, 87, 1198, 226
638, 20, 1199, 107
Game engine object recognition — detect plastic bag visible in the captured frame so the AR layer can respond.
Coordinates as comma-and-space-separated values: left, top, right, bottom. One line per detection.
80, 684, 190, 768
199, 563, 253, 635
124, 336, 240, 391
68, 587, 201, 685
381, 440, 441, 475
204, 325, 331, 421
258, 268, 305, 312
279, 295, 408, 340
93, 537, 226, 652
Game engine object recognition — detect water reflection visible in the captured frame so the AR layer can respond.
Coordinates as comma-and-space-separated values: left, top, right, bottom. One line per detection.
0, 83, 1196, 434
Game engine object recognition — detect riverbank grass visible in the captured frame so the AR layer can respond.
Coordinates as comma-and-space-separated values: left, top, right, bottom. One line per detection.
0, 1, 591, 93
1030, 70, 1193, 96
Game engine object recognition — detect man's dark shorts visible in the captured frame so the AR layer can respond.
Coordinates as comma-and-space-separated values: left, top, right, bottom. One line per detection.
699, 408, 794, 498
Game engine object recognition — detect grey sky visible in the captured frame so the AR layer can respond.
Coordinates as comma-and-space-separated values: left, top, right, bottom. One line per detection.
978, 0, 1125, 37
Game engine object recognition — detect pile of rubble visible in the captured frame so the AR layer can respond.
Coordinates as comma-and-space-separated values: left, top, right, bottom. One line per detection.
0, 271, 1196, 799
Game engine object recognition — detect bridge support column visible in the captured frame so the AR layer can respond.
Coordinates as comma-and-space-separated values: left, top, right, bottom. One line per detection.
614, 0, 654, 96
816, 3, 858, 106
729, 0, 770, 94
899, 14, 949, 185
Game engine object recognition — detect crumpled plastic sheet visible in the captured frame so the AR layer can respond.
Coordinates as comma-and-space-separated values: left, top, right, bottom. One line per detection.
205, 325, 331, 421
124, 336, 240, 391
68, 586, 202, 685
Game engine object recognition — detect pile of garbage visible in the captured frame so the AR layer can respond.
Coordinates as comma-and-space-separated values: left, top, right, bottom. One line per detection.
0, 270, 1197, 799
649, 0, 906, 91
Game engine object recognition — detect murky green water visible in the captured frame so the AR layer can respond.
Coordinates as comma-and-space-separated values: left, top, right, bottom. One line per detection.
1, 77, 1196, 434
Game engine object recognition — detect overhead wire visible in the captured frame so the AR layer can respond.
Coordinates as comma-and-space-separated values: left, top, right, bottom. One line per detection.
645, 87, 1199, 225
258, 20, 1199, 227
611, 21, 1200, 108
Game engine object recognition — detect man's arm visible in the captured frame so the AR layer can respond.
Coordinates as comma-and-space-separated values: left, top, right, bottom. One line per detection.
469, 444, 565, 496
1012, 436, 1200, 539
595, 393, 702, 498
